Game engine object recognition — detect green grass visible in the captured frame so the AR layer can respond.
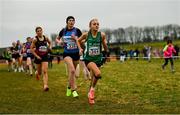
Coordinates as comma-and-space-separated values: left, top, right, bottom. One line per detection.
0, 59, 180, 114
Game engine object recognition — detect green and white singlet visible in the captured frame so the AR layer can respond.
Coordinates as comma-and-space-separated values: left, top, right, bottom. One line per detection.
84, 31, 102, 65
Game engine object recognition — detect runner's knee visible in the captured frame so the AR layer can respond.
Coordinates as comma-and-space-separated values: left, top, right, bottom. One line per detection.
70, 69, 76, 75
43, 69, 47, 74
95, 71, 101, 78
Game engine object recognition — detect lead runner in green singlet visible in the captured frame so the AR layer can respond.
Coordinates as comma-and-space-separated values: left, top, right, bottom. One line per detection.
77, 18, 109, 104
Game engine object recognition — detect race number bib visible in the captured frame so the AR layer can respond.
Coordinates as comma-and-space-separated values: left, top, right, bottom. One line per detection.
23, 53, 27, 57
67, 42, 77, 50
27, 49, 31, 53
39, 46, 48, 52
89, 47, 100, 56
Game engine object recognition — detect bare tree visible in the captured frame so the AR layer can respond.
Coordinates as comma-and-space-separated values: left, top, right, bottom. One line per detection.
102, 28, 112, 44
134, 27, 142, 43
125, 26, 135, 44
113, 28, 122, 43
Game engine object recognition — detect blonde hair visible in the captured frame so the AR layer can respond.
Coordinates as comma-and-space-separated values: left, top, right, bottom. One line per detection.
89, 18, 98, 27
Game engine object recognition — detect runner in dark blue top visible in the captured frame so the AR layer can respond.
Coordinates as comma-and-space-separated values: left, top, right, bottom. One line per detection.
56, 16, 82, 98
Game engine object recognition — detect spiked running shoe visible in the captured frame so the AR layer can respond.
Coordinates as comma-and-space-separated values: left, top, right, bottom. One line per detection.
88, 88, 95, 104
66, 87, 72, 97
72, 90, 79, 98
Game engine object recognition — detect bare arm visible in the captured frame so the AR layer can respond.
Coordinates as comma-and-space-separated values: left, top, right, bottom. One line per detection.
22, 45, 26, 53
56, 36, 64, 46
101, 32, 109, 52
56, 36, 61, 44
77, 32, 88, 54
30, 38, 41, 60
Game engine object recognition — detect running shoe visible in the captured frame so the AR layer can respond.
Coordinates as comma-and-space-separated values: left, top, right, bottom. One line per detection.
88, 87, 95, 104
72, 90, 79, 98
66, 87, 72, 97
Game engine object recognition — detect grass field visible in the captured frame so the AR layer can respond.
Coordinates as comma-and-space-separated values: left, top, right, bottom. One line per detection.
0, 59, 180, 114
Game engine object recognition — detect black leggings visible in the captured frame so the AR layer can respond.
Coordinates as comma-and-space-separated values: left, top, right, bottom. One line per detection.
163, 58, 174, 66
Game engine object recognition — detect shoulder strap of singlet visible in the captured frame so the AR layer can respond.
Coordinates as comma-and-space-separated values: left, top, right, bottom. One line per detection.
43, 35, 47, 41
63, 27, 77, 36
35, 36, 39, 42
35, 35, 47, 42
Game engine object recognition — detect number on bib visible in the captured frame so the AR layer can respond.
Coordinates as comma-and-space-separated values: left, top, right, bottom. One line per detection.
67, 42, 77, 50
27, 49, 31, 53
39, 46, 47, 52
89, 47, 100, 56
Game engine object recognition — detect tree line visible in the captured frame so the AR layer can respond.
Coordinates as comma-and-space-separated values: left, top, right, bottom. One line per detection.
102, 24, 180, 44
